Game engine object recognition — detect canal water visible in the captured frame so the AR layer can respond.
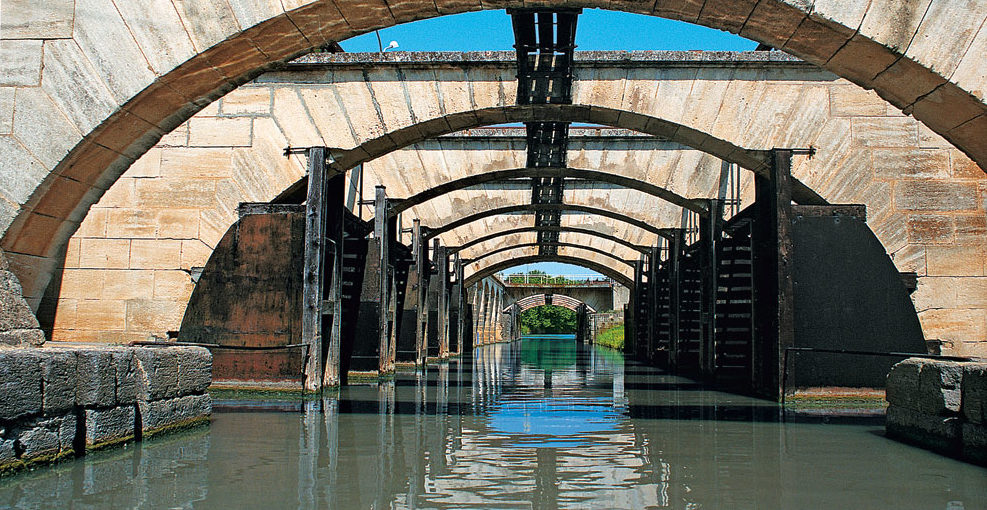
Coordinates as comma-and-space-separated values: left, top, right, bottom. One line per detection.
2, 336, 985, 509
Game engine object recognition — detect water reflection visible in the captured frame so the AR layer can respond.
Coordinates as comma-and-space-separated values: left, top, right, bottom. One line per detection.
1, 336, 985, 509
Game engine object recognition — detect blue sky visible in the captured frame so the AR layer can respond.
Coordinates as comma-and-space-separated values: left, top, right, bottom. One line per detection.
340, 9, 758, 53
342, 11, 755, 276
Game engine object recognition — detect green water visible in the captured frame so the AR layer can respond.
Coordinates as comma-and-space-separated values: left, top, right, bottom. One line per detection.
1, 335, 984, 509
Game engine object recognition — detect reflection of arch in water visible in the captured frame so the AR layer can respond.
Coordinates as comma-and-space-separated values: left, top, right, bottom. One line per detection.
510, 294, 597, 314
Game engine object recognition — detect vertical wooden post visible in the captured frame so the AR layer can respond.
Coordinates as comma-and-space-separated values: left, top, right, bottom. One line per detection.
699, 199, 722, 378
322, 172, 345, 387
413, 220, 428, 367
668, 228, 684, 369
454, 255, 468, 353
302, 147, 326, 392
752, 149, 795, 400
375, 185, 392, 374
646, 245, 659, 363
436, 244, 449, 358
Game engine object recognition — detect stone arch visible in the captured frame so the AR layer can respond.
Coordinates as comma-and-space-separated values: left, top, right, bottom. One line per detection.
4, 0, 986, 348
451, 226, 649, 256
463, 242, 635, 269
465, 255, 633, 288
511, 294, 596, 314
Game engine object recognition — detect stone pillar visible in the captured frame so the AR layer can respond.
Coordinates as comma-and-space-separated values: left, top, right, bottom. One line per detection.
0, 250, 45, 347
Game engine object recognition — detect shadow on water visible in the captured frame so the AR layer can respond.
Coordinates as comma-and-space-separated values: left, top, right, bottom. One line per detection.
1, 335, 984, 509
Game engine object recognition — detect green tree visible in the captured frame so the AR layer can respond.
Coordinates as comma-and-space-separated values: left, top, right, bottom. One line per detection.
520, 305, 577, 334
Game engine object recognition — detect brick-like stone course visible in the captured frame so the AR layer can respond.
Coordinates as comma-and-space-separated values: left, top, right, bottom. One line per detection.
0, 345, 212, 475
886, 358, 987, 466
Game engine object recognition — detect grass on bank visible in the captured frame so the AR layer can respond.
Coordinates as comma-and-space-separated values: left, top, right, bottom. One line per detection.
595, 324, 624, 351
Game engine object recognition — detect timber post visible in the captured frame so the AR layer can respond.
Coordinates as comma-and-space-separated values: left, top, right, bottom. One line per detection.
302, 147, 327, 392
752, 149, 795, 400
322, 169, 345, 387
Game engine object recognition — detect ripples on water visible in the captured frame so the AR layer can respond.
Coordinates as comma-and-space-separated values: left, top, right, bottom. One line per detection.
1, 336, 985, 509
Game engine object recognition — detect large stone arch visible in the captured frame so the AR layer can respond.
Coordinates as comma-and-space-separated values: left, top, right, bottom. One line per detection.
4, 0, 987, 306
511, 294, 597, 314
464, 255, 633, 288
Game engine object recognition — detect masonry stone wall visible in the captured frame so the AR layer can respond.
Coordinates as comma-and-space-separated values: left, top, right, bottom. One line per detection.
0, 345, 211, 475
886, 358, 987, 466
42, 56, 987, 357
0, 251, 44, 347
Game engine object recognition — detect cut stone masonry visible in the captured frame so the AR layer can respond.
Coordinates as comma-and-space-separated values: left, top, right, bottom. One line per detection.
0, 345, 212, 475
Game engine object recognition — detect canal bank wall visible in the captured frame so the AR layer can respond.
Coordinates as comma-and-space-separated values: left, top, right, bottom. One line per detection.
1, 345, 212, 475
886, 358, 987, 466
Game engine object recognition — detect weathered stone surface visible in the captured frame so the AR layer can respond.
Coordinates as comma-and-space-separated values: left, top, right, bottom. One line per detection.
41, 350, 77, 415
0, 0, 74, 38
84, 406, 135, 448
886, 359, 922, 406
0, 349, 42, 420
135, 348, 180, 401
177, 347, 213, 395
961, 422, 987, 465
0, 40, 43, 87
0, 329, 45, 347
111, 349, 138, 405
75, 350, 117, 408
962, 363, 987, 424
918, 360, 963, 415
886, 405, 962, 453
15, 415, 75, 460
138, 394, 211, 435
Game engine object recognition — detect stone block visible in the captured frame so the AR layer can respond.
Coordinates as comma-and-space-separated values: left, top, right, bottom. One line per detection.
886, 359, 922, 408
135, 348, 179, 401
918, 360, 963, 415
75, 350, 117, 408
0, 349, 42, 420
0, 40, 43, 87
0, 0, 74, 38
111, 349, 138, 405
84, 406, 135, 448
78, 238, 132, 269
15, 415, 75, 461
188, 117, 252, 147
886, 405, 962, 454
138, 394, 211, 436
962, 363, 987, 424
0, 329, 45, 348
41, 350, 77, 416
961, 422, 987, 466
895, 181, 981, 211
129, 240, 183, 270
176, 347, 212, 395
74, 300, 127, 331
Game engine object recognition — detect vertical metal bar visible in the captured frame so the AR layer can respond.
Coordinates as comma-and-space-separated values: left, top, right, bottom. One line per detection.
302, 147, 326, 392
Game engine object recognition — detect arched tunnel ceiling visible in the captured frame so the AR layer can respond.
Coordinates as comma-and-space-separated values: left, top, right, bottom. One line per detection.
339, 130, 754, 264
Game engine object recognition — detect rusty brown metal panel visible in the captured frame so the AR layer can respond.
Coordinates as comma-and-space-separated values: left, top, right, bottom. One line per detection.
178, 211, 306, 384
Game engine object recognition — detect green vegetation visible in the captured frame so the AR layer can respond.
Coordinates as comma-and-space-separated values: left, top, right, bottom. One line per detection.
506, 269, 583, 285
595, 324, 624, 351
520, 305, 577, 334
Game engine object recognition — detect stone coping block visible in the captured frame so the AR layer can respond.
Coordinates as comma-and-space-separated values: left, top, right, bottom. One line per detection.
962, 363, 987, 424
886, 358, 987, 467
0, 344, 212, 475
886, 358, 963, 415
138, 394, 211, 438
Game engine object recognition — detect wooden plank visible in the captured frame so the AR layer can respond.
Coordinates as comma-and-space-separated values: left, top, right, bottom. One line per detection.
323, 172, 345, 387
302, 147, 326, 392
